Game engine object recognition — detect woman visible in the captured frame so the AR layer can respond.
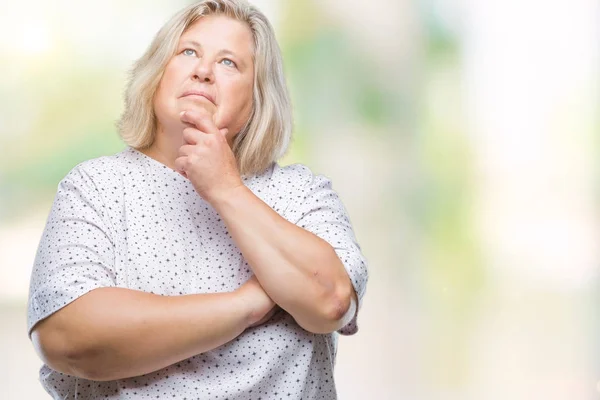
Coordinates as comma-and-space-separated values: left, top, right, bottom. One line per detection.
27, 0, 368, 398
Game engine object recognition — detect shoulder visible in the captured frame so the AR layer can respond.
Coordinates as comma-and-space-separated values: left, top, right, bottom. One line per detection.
271, 163, 332, 193
269, 163, 337, 220
58, 148, 132, 194
272, 163, 313, 183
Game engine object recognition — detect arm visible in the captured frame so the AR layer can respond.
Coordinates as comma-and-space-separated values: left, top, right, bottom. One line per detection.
175, 110, 363, 335
31, 277, 274, 382
210, 185, 356, 334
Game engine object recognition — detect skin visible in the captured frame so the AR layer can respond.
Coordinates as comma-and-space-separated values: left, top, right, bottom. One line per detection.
176, 109, 357, 333
31, 14, 357, 382
144, 14, 255, 168
162, 15, 357, 333
31, 278, 275, 381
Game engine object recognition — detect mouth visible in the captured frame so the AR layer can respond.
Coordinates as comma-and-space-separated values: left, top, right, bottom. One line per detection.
180, 91, 215, 105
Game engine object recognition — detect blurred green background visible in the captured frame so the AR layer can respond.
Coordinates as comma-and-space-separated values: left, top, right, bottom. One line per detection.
1, 0, 599, 399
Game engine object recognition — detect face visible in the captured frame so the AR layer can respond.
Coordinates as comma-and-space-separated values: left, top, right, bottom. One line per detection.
153, 15, 255, 145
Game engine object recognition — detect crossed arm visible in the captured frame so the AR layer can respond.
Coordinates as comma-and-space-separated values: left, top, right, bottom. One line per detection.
32, 103, 359, 380
211, 183, 357, 334
30, 174, 357, 381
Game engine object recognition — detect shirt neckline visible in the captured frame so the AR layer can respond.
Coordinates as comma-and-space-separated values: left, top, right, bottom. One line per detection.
126, 146, 273, 185
127, 147, 178, 171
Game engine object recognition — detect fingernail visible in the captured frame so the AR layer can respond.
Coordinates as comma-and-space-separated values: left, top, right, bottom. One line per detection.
180, 111, 186, 117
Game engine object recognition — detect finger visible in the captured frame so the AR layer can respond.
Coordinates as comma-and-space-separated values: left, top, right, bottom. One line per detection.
182, 127, 202, 145
178, 144, 196, 157
174, 156, 188, 174
219, 128, 229, 138
181, 110, 220, 135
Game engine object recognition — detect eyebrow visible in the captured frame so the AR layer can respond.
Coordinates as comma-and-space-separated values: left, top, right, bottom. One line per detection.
180, 40, 247, 68
181, 40, 202, 49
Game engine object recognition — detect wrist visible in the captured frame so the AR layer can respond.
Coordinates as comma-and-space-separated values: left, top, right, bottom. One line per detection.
208, 183, 249, 211
232, 286, 259, 329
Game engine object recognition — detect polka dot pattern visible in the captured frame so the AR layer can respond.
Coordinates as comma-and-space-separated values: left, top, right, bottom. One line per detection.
27, 147, 368, 399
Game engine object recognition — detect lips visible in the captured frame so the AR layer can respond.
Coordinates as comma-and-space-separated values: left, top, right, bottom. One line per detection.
180, 90, 215, 104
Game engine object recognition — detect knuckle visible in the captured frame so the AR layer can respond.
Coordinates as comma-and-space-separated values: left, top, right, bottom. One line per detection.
183, 129, 198, 143
174, 157, 184, 170
188, 154, 199, 165
208, 134, 221, 145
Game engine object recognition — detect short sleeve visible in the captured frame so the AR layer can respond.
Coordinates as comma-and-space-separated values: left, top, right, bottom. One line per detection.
282, 168, 368, 335
27, 166, 117, 338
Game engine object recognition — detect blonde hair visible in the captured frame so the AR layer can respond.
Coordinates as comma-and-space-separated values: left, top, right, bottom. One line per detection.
117, 0, 293, 176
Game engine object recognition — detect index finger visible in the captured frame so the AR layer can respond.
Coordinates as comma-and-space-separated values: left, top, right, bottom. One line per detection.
180, 110, 220, 135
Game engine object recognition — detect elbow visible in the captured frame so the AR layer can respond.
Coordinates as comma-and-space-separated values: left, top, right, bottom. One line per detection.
60, 343, 113, 381
31, 322, 76, 376
65, 349, 112, 381
31, 322, 106, 381
325, 285, 353, 323
302, 282, 355, 334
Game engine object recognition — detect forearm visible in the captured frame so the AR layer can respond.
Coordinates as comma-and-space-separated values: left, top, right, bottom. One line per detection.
32, 287, 251, 381
212, 186, 354, 333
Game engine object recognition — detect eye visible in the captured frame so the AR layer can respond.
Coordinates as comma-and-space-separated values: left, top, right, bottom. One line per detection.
182, 48, 197, 57
220, 58, 237, 68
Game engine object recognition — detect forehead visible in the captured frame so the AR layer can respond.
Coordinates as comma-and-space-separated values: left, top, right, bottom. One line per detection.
180, 15, 254, 56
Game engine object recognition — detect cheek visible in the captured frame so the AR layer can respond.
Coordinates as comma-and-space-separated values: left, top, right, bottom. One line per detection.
154, 71, 179, 116
156, 61, 183, 98
217, 82, 253, 124
153, 85, 169, 121
232, 81, 254, 118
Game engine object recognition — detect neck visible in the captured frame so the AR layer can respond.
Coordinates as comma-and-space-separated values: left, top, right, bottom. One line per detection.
139, 127, 183, 170
139, 127, 236, 170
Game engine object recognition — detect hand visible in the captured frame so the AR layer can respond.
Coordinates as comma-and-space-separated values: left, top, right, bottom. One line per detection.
248, 305, 281, 328
174, 110, 243, 204
236, 275, 278, 328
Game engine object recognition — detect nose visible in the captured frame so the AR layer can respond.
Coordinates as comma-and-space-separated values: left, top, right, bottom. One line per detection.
192, 59, 214, 83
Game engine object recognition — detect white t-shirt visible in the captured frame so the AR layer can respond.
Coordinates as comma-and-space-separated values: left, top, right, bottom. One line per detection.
27, 147, 368, 399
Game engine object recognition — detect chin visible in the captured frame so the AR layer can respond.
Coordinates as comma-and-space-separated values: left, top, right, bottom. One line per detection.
180, 99, 217, 114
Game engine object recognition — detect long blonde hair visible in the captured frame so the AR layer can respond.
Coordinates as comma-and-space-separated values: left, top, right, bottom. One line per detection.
117, 0, 293, 176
